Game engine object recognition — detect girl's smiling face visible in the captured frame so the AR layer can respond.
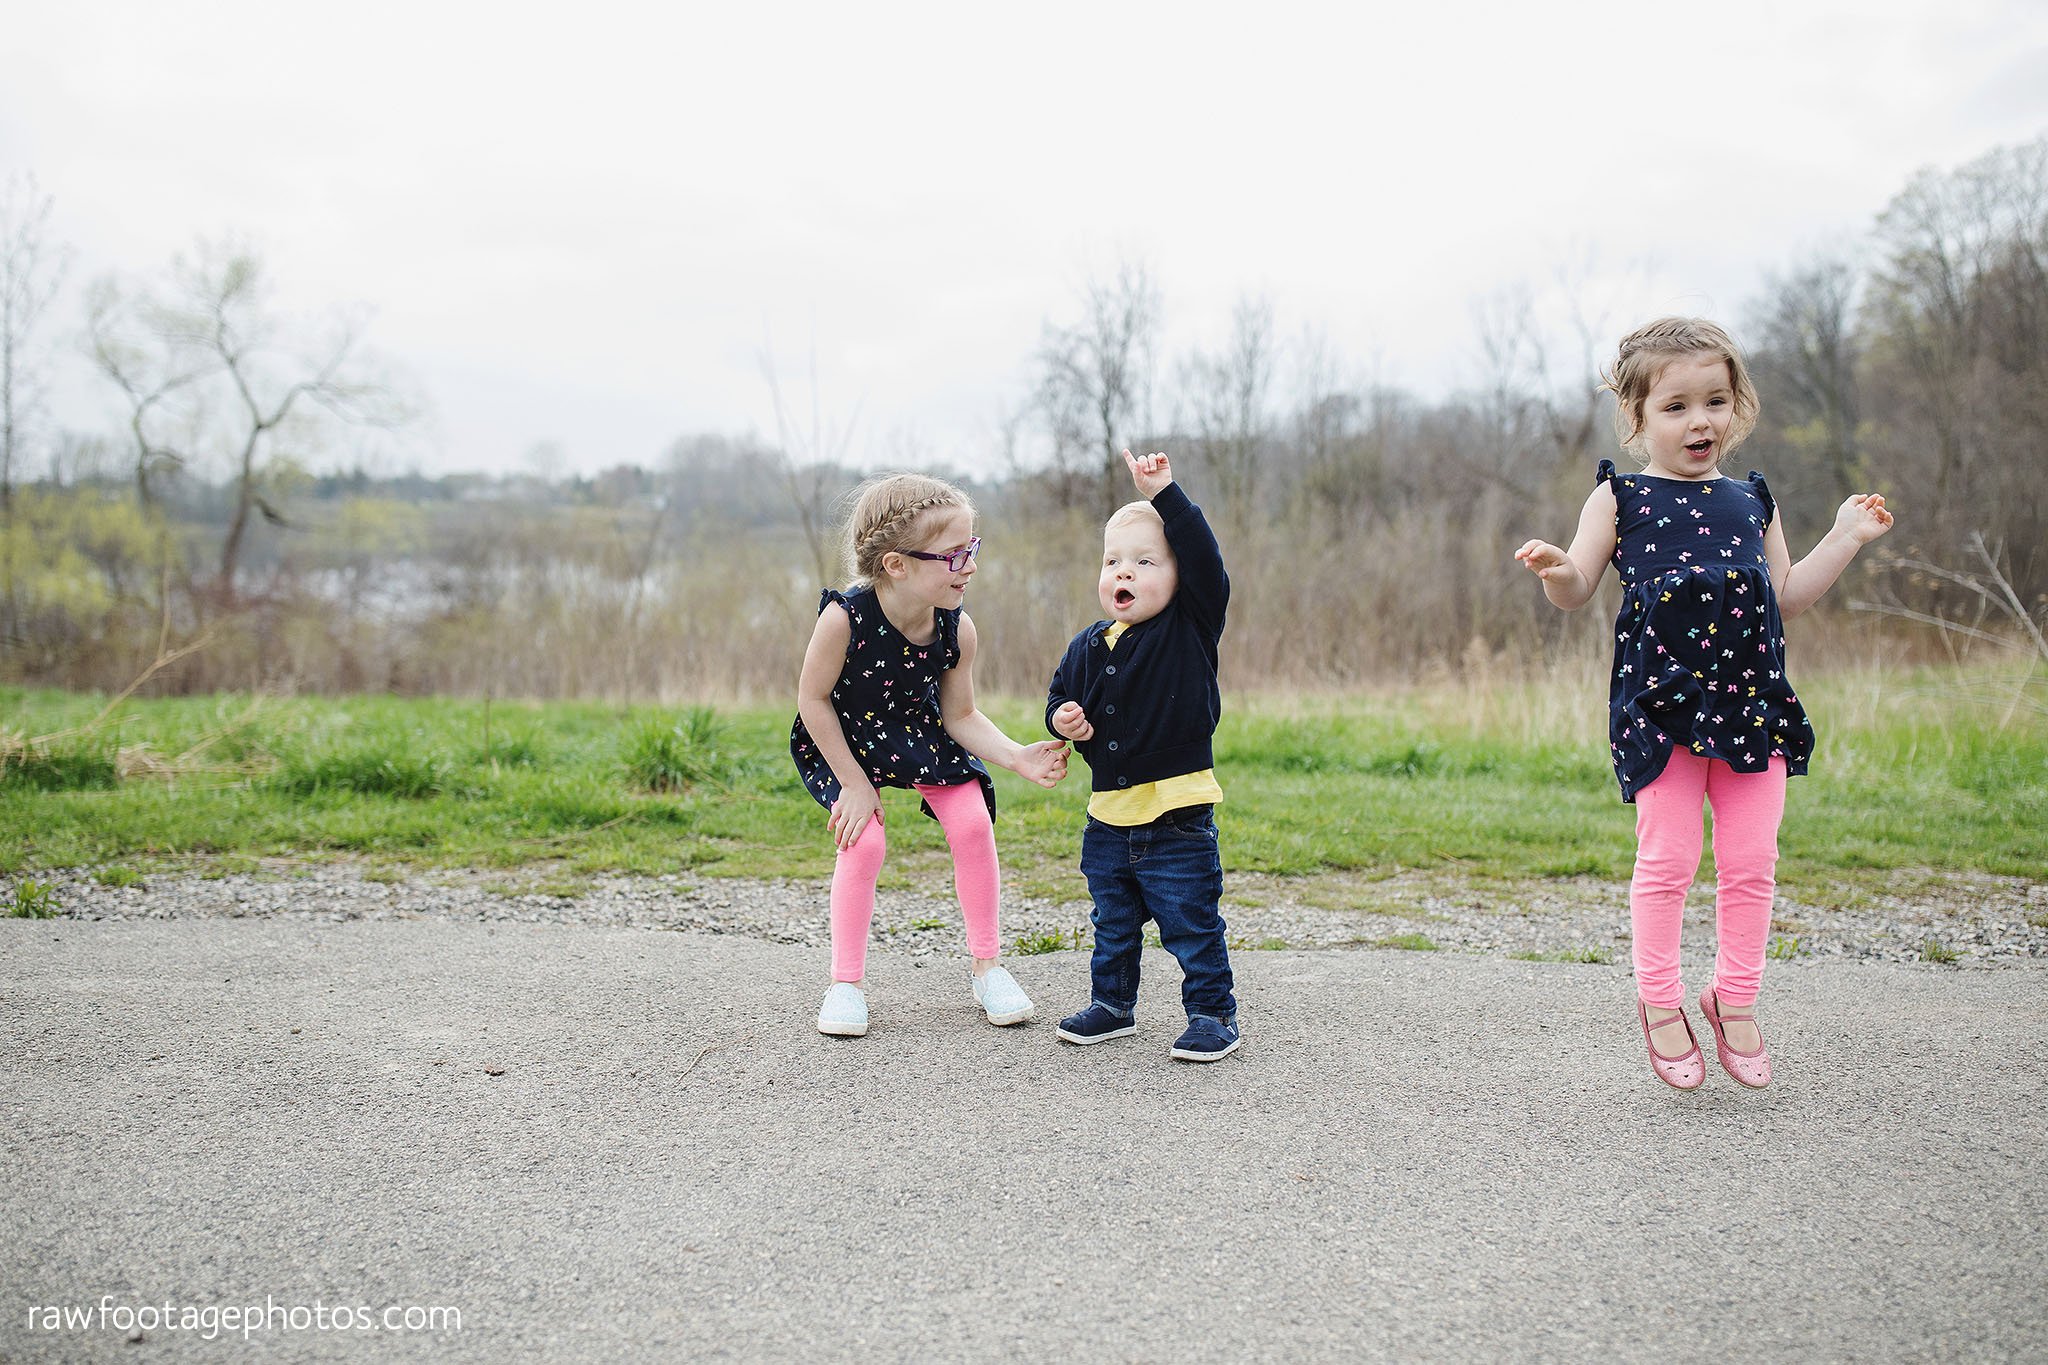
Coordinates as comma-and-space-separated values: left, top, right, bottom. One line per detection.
893, 506, 977, 606
1638, 353, 1735, 479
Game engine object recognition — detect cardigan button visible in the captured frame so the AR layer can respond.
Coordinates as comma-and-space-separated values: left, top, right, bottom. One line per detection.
1117, 777, 1128, 787
1105, 665, 1116, 675
1104, 705, 1115, 715
1107, 741, 1118, 751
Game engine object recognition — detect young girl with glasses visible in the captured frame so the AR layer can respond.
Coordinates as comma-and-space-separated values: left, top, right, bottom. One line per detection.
1515, 318, 1893, 1090
792, 472, 1070, 1038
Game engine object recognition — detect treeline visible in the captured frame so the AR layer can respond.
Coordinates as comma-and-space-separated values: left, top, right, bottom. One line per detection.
1, 139, 2043, 701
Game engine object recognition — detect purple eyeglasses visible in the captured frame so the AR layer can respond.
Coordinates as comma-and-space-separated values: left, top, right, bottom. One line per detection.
902, 536, 980, 573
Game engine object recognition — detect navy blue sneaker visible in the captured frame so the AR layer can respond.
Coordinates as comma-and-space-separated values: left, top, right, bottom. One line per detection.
1056, 1002, 1136, 1045
1170, 1014, 1241, 1062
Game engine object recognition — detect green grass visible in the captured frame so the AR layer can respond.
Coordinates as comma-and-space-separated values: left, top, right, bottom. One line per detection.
2, 738, 120, 791
7, 879, 62, 918
1012, 926, 1087, 955
1374, 932, 1440, 952
2, 668, 2043, 910
1510, 946, 1614, 964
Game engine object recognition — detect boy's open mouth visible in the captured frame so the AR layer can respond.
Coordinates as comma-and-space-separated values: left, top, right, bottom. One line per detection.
1114, 588, 1136, 608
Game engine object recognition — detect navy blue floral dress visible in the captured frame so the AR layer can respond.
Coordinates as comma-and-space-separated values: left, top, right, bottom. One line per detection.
1602, 459, 1813, 802
790, 586, 996, 822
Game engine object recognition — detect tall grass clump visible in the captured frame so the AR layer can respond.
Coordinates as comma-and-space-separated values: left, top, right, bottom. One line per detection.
622, 706, 732, 792
272, 744, 465, 799
0, 737, 121, 792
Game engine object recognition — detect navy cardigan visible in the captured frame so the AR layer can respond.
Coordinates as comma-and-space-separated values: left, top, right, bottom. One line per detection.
1045, 482, 1229, 793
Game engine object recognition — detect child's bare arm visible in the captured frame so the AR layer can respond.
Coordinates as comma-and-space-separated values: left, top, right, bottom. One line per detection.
1515, 483, 1617, 611
940, 614, 1068, 788
1774, 493, 1894, 620
796, 605, 883, 849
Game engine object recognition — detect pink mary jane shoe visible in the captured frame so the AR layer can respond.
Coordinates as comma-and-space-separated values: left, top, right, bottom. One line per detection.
1698, 985, 1772, 1089
1637, 1000, 1705, 1090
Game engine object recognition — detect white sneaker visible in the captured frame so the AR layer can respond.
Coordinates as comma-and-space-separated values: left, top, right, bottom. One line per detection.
972, 965, 1036, 1026
816, 982, 868, 1037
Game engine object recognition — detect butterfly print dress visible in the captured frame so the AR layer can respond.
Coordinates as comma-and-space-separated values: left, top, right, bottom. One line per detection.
1601, 458, 1813, 802
790, 586, 996, 821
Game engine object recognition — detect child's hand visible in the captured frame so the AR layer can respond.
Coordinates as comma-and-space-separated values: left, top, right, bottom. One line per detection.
827, 783, 882, 851
1014, 739, 1070, 788
1514, 539, 1576, 584
1051, 701, 1095, 742
1833, 493, 1894, 546
1124, 448, 1173, 499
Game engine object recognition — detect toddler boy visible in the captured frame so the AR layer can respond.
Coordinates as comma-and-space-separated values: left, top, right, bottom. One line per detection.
1046, 449, 1239, 1062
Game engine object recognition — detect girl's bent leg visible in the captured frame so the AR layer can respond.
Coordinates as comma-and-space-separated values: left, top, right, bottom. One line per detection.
1630, 751, 1710, 1010
1705, 757, 1788, 1007
917, 782, 1000, 963
829, 816, 887, 983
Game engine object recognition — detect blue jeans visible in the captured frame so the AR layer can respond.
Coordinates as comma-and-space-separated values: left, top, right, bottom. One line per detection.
1080, 805, 1235, 1021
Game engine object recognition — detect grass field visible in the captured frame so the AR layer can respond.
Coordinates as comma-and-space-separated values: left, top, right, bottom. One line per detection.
4, 665, 2043, 906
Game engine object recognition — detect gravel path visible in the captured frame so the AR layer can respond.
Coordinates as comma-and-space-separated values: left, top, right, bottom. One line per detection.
4, 918, 2044, 1362
23, 858, 2048, 969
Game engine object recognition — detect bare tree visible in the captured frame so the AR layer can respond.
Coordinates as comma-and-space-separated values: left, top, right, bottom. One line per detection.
1868, 137, 2048, 597
1870, 139, 2048, 503
1, 173, 66, 517
1749, 253, 1864, 498
1036, 259, 1160, 513
1461, 285, 1550, 497
179, 250, 403, 598
1177, 293, 1275, 545
85, 276, 210, 507
760, 338, 863, 590
2, 174, 69, 650
1288, 327, 1388, 536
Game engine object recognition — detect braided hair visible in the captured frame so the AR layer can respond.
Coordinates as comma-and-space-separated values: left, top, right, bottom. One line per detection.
1602, 316, 1761, 460
844, 473, 974, 586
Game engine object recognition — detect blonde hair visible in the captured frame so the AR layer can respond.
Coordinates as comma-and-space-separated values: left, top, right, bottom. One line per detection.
1602, 317, 1761, 461
1104, 500, 1163, 535
844, 472, 974, 585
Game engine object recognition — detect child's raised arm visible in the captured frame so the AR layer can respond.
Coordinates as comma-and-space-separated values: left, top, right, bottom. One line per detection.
939, 613, 1069, 788
1769, 493, 1894, 620
1516, 482, 1618, 611
1127, 449, 1229, 626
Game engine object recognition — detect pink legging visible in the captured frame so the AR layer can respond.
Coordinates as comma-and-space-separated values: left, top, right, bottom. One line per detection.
1630, 752, 1786, 1010
831, 782, 1000, 982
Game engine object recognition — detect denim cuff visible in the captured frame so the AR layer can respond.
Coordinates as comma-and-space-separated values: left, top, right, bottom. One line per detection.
1092, 999, 1134, 1019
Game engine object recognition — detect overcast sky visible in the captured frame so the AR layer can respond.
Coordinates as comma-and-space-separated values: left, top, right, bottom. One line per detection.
5, 0, 2045, 477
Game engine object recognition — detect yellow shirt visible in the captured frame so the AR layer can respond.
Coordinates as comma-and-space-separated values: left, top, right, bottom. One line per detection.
1085, 623, 1224, 826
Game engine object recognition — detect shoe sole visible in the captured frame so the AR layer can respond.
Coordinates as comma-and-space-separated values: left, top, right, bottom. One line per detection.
982, 1006, 1036, 1026
1170, 1037, 1242, 1062
1056, 1023, 1136, 1045
816, 1019, 868, 1037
